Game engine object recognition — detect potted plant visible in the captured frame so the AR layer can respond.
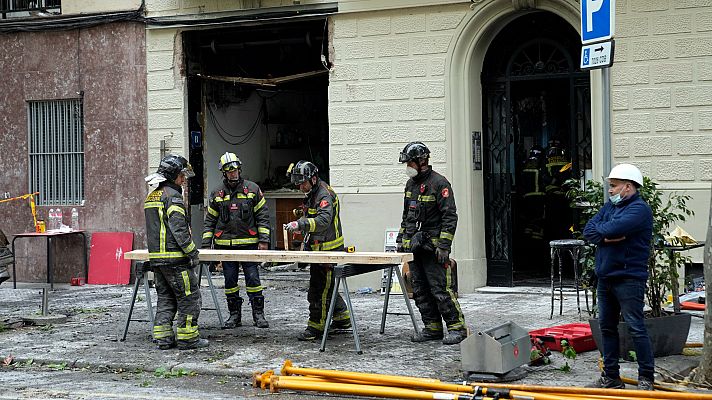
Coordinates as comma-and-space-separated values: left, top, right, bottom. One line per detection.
565, 177, 694, 358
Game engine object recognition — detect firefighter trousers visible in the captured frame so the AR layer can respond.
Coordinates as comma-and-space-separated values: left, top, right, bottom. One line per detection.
409, 249, 466, 333
152, 264, 203, 346
219, 244, 264, 305
307, 263, 349, 332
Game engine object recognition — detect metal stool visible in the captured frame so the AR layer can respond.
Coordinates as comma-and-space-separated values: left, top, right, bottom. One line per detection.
120, 261, 224, 341
549, 239, 585, 319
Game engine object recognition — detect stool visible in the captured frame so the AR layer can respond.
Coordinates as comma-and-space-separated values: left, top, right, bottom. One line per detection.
549, 239, 585, 319
120, 261, 224, 341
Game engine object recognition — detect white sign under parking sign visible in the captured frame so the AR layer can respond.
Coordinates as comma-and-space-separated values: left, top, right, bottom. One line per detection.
580, 40, 614, 70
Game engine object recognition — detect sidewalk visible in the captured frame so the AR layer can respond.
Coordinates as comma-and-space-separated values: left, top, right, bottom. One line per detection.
0, 271, 703, 388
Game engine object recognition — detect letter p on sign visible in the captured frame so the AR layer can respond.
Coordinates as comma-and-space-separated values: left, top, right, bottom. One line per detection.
586, 0, 604, 32
581, 0, 614, 44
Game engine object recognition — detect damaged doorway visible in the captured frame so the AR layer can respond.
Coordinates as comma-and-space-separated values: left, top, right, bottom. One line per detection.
482, 12, 592, 287
184, 19, 330, 249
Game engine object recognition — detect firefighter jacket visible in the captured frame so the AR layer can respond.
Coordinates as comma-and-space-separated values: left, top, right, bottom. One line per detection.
296, 179, 344, 251
144, 182, 198, 267
396, 167, 458, 252
522, 158, 545, 198
202, 179, 270, 247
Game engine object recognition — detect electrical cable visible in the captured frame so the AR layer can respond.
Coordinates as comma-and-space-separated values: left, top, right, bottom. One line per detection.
207, 99, 265, 146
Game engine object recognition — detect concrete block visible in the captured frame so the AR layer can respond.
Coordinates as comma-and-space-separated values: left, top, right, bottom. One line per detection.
147, 90, 183, 110
613, 137, 630, 157
630, 88, 671, 109
673, 85, 712, 107
427, 10, 466, 31
147, 72, 176, 91
411, 35, 452, 55
699, 61, 712, 81
330, 127, 345, 145
330, 106, 361, 124
392, 13, 426, 34
414, 123, 446, 141
148, 111, 183, 130
329, 84, 344, 103
395, 103, 429, 121
354, 167, 380, 186
695, 12, 712, 31
655, 111, 694, 131
674, 37, 712, 57
617, 16, 650, 37
378, 82, 411, 100
147, 51, 174, 72
381, 166, 407, 186
430, 57, 446, 76
360, 61, 392, 80
632, 39, 670, 61
699, 110, 712, 130
612, 90, 629, 110
615, 41, 630, 62
346, 83, 377, 102
334, 17, 358, 39
330, 63, 358, 81
344, 126, 379, 144
431, 102, 445, 120
338, 40, 377, 60
632, 136, 673, 156
674, 0, 712, 9
328, 168, 348, 187
651, 14, 693, 35
394, 59, 427, 78
699, 159, 712, 180
612, 113, 651, 133
612, 65, 650, 85
359, 16, 391, 37
617, 0, 628, 14
376, 37, 410, 57
362, 147, 397, 165
630, 0, 670, 12
332, 148, 361, 165
380, 124, 416, 143
675, 135, 712, 154
651, 62, 693, 83
146, 30, 176, 52
147, 0, 179, 12
361, 104, 394, 122
428, 145, 447, 163
412, 80, 445, 99
655, 160, 695, 181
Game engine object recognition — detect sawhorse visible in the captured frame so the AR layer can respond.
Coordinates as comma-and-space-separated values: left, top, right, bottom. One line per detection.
120, 261, 224, 341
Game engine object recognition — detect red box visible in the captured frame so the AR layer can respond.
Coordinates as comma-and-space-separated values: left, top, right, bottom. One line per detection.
529, 323, 597, 353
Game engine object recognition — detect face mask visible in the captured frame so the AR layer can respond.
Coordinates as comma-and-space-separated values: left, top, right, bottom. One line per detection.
609, 186, 627, 205
406, 166, 418, 178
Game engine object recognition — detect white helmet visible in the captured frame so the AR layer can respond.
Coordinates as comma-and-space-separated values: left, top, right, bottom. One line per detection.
607, 163, 643, 187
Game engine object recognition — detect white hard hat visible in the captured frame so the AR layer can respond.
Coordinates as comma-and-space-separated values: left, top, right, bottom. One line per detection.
607, 163, 643, 186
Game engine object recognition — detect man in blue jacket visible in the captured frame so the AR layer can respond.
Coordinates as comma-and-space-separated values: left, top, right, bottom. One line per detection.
584, 163, 654, 391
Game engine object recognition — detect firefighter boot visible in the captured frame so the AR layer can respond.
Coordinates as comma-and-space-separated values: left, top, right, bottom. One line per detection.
223, 296, 243, 329
442, 329, 467, 345
251, 296, 269, 328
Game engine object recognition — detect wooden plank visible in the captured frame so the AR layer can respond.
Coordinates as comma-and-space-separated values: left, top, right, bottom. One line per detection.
124, 249, 413, 264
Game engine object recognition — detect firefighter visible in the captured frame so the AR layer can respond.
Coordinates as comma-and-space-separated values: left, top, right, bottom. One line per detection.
521, 146, 546, 242
284, 160, 351, 341
396, 142, 467, 345
202, 152, 270, 329
144, 154, 208, 350
544, 139, 573, 241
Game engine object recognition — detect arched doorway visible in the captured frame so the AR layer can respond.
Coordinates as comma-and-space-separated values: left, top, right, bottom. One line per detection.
482, 11, 592, 287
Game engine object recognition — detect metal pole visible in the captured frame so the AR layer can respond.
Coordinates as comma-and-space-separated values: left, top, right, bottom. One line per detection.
601, 67, 612, 201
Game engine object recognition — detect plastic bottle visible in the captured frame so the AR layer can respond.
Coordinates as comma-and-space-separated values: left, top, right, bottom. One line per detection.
48, 209, 55, 230
71, 208, 79, 230
56, 208, 63, 229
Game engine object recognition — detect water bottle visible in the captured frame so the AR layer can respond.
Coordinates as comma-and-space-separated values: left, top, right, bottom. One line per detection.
48, 209, 55, 230
56, 208, 63, 228
71, 208, 79, 230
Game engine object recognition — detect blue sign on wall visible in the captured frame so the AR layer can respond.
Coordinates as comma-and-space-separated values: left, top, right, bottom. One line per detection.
581, 0, 615, 44
190, 131, 202, 149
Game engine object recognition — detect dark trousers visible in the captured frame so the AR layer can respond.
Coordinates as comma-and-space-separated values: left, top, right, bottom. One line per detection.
218, 244, 264, 301
410, 249, 466, 332
307, 263, 349, 332
597, 278, 655, 380
153, 264, 202, 346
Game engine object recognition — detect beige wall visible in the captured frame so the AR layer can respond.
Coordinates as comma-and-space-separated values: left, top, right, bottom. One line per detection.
63, 0, 142, 14
612, 1, 712, 256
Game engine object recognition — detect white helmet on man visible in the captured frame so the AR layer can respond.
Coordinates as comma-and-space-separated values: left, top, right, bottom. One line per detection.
607, 163, 643, 187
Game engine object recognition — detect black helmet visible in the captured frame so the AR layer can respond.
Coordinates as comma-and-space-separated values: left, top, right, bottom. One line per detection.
546, 139, 566, 159
157, 154, 195, 182
287, 160, 318, 185
529, 145, 544, 159
399, 141, 430, 163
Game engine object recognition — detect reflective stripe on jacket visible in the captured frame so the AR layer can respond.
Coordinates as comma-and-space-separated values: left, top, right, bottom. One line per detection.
396, 167, 458, 252
202, 179, 270, 248
145, 182, 197, 267
297, 180, 344, 251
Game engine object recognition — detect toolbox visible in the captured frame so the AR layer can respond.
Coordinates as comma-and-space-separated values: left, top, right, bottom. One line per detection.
528, 323, 596, 353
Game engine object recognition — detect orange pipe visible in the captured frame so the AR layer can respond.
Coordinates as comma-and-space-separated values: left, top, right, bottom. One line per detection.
281, 359, 469, 393
254, 371, 397, 388
471, 382, 712, 399
269, 376, 476, 399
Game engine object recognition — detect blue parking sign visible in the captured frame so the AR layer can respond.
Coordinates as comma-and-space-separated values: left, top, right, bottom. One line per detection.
581, 0, 615, 44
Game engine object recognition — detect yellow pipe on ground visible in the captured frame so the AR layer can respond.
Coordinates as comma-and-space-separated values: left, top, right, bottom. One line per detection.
254, 371, 406, 388
281, 359, 470, 393
269, 376, 477, 399
471, 382, 712, 399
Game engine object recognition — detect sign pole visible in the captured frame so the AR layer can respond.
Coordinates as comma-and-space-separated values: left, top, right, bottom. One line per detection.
601, 67, 612, 201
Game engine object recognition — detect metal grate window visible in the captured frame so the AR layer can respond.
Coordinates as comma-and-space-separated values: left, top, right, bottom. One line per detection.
27, 99, 84, 206
1, 0, 61, 19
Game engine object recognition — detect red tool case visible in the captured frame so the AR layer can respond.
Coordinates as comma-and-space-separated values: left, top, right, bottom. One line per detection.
529, 323, 597, 353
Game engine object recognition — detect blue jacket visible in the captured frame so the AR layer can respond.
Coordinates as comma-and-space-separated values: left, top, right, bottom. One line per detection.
583, 192, 653, 281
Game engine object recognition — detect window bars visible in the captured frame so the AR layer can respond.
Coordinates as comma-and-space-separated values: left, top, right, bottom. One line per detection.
27, 98, 84, 206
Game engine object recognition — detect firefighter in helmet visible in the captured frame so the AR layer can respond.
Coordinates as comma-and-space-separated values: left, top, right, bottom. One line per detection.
520, 145, 546, 241
144, 154, 208, 350
544, 139, 573, 241
284, 160, 351, 341
396, 142, 467, 345
202, 152, 270, 329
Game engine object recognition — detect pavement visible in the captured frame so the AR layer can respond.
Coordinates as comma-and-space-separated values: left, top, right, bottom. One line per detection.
0, 269, 705, 391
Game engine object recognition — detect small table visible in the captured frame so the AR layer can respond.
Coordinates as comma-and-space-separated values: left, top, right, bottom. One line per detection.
659, 241, 706, 313
12, 230, 88, 290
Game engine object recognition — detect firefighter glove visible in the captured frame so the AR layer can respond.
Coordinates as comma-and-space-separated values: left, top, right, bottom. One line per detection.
201, 239, 212, 249
435, 247, 450, 266
285, 221, 300, 233
396, 242, 404, 253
